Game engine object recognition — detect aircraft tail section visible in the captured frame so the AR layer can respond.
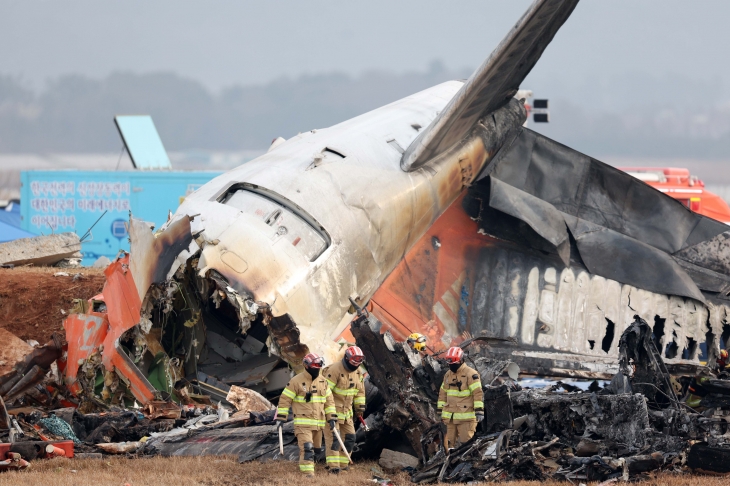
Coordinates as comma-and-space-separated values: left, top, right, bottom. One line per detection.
400, 0, 579, 172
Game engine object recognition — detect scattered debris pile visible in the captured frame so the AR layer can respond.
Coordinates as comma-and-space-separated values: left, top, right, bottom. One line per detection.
4, 252, 730, 483
53, 217, 301, 415
353, 313, 730, 482
0, 218, 322, 471
0, 334, 64, 409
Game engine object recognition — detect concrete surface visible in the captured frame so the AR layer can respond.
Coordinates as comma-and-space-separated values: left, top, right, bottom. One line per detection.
0, 232, 81, 266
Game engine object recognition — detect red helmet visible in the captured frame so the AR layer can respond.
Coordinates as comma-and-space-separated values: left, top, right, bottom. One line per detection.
303, 353, 324, 369
444, 347, 464, 365
344, 346, 365, 367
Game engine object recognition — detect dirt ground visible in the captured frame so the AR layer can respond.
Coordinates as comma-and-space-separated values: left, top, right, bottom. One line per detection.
0, 456, 725, 486
0, 266, 105, 343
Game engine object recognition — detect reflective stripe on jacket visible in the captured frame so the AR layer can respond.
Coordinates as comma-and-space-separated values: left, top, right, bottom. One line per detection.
437, 363, 483, 422
277, 371, 337, 427
322, 360, 366, 422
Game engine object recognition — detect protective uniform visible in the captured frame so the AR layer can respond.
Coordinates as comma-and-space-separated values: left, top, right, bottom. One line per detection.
437, 348, 484, 449
322, 346, 366, 470
277, 355, 337, 476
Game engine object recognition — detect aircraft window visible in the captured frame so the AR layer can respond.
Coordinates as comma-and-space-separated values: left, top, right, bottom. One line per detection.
219, 184, 330, 262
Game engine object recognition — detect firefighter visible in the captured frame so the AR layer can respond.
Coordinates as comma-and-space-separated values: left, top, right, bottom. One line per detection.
437, 346, 484, 450
276, 353, 338, 477
407, 332, 428, 352
322, 345, 366, 472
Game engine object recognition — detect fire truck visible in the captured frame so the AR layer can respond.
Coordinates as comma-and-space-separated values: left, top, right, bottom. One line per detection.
620, 167, 730, 224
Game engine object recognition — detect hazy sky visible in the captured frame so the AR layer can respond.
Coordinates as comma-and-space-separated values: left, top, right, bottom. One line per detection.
2, 0, 728, 94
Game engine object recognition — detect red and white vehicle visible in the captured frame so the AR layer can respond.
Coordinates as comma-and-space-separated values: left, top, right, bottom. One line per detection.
620, 167, 730, 224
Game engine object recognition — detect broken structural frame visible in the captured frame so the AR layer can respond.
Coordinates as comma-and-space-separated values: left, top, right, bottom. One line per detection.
61, 215, 306, 409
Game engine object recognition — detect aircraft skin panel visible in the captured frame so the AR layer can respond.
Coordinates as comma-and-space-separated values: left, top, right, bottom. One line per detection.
365, 195, 727, 378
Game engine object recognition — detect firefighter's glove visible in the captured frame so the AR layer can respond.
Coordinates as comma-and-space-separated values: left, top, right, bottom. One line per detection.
329, 419, 337, 430
355, 411, 364, 419
475, 412, 484, 423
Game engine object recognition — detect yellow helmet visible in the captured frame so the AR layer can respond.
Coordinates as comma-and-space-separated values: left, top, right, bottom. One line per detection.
407, 333, 427, 351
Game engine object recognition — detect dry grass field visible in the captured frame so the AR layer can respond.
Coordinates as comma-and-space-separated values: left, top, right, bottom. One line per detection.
0, 456, 726, 486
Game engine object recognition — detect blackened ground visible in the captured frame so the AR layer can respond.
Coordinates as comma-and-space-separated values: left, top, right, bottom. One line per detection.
0, 267, 105, 343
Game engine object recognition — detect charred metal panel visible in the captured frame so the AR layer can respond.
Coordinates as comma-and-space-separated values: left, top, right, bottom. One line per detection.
488, 177, 570, 265
512, 391, 650, 448
129, 216, 193, 302
148, 422, 299, 460
567, 216, 705, 303
484, 129, 727, 254
619, 316, 678, 408
466, 243, 719, 371
688, 443, 730, 474
476, 127, 730, 302
372, 196, 728, 378
676, 231, 730, 282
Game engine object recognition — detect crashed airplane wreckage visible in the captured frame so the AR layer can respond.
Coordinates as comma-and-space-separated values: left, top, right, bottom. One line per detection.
47, 0, 730, 408
39, 0, 730, 413
60, 217, 297, 407
56, 135, 730, 407
5, 0, 730, 477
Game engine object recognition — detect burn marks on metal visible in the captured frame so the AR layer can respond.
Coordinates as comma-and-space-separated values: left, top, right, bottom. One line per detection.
463, 241, 724, 371
129, 216, 193, 301
388, 236, 439, 321
469, 245, 544, 345
472, 126, 730, 304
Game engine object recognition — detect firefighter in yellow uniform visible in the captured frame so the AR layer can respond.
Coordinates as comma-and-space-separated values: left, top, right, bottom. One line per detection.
322, 345, 367, 472
276, 353, 338, 477
437, 346, 484, 450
